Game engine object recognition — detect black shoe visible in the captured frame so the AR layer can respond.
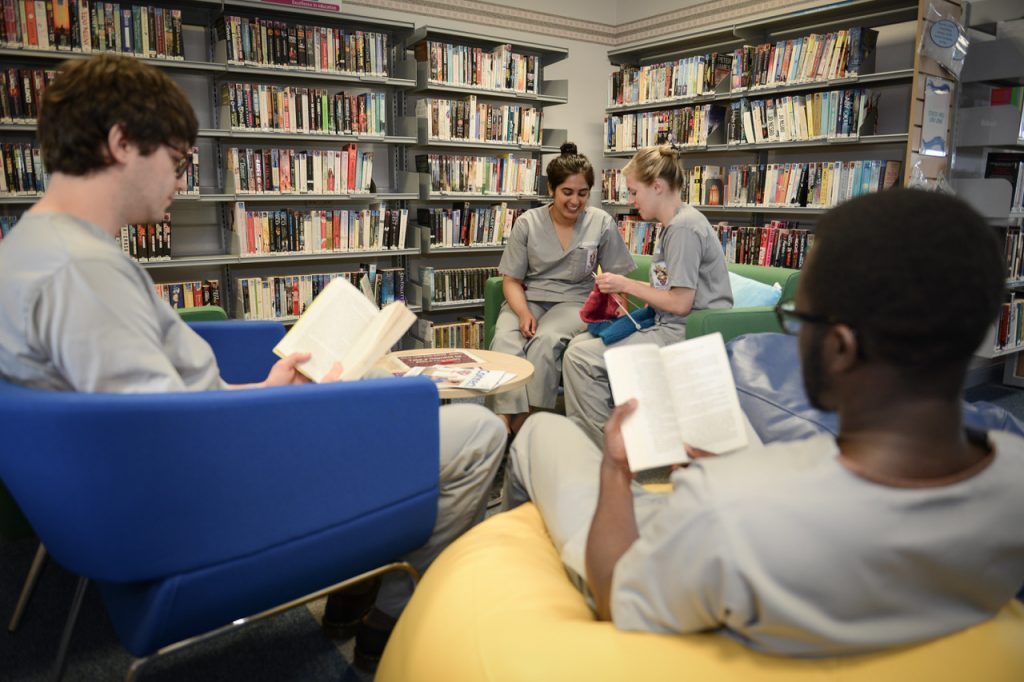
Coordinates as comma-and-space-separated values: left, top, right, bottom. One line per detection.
352, 608, 396, 672
321, 576, 381, 641
487, 454, 507, 509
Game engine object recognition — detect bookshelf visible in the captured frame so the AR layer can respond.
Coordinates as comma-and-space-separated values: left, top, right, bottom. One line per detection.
601, 0, 923, 269
0, 0, 419, 322
400, 26, 569, 347
949, 0, 1024, 361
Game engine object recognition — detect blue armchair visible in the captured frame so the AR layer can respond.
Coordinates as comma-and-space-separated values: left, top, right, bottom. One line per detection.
0, 320, 441, 680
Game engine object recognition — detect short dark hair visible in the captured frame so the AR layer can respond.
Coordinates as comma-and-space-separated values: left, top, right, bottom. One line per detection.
38, 54, 198, 176
802, 189, 1005, 369
546, 142, 594, 189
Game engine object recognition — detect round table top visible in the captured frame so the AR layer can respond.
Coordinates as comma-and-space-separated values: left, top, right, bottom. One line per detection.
378, 348, 534, 400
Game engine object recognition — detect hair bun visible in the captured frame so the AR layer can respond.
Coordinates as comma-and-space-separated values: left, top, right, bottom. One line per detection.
560, 142, 578, 156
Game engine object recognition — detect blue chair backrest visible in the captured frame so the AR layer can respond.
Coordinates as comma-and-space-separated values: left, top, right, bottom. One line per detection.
0, 376, 440, 584
188, 320, 286, 385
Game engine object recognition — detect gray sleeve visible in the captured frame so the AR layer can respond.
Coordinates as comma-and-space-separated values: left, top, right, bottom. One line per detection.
662, 226, 703, 289
31, 259, 200, 393
610, 471, 750, 634
597, 214, 637, 275
498, 213, 530, 280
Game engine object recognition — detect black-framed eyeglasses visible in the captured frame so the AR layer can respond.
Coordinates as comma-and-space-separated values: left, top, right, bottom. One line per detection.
173, 153, 192, 179
774, 300, 834, 335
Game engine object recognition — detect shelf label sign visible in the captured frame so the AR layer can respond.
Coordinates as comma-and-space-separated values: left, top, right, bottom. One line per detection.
258, 0, 342, 11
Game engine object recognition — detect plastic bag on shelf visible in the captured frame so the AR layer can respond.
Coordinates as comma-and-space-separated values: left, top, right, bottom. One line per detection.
907, 157, 955, 193
919, 2, 969, 79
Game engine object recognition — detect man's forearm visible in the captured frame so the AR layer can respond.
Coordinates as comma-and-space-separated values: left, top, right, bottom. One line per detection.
585, 463, 638, 621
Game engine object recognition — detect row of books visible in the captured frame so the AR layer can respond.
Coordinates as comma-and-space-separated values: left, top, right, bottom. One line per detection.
418, 96, 543, 147
607, 53, 732, 107
1, 67, 56, 123
604, 104, 723, 151
414, 153, 538, 195
692, 160, 901, 208
221, 83, 387, 137
0, 142, 46, 195
119, 221, 170, 262
713, 222, 812, 269
237, 270, 359, 320
727, 88, 875, 145
216, 15, 391, 76
413, 40, 540, 95
179, 145, 200, 196
602, 168, 630, 204
154, 279, 221, 309
616, 217, 661, 256
0, 0, 185, 57
1003, 226, 1024, 283
731, 27, 877, 91
416, 203, 522, 247
363, 264, 407, 307
416, 265, 497, 304
996, 296, 1024, 352
231, 204, 408, 255
225, 145, 372, 195
413, 317, 485, 350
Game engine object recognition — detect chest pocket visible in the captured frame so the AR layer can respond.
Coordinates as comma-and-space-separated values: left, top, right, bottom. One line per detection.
567, 241, 599, 281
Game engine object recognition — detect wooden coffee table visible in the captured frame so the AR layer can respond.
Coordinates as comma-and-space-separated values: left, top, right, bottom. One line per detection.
377, 348, 534, 400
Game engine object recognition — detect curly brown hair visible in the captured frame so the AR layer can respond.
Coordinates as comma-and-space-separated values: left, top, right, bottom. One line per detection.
38, 54, 197, 176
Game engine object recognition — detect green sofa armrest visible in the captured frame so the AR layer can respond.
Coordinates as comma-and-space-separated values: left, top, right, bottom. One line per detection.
484, 277, 505, 349
176, 305, 229, 322
729, 263, 800, 303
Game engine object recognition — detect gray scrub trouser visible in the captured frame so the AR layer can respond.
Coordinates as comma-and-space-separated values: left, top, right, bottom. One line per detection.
504, 412, 667, 592
489, 300, 586, 414
562, 323, 687, 446
376, 403, 506, 617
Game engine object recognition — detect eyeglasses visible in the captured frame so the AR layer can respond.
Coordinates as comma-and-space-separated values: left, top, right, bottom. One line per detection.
774, 301, 834, 335
172, 152, 192, 179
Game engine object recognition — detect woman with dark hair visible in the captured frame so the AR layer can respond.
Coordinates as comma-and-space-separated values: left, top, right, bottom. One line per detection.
490, 142, 634, 435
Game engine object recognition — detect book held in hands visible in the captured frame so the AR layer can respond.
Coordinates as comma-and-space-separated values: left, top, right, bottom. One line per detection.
604, 332, 748, 472
273, 276, 415, 382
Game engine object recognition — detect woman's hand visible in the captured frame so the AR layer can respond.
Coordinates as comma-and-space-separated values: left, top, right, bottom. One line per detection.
595, 272, 631, 295
518, 312, 537, 338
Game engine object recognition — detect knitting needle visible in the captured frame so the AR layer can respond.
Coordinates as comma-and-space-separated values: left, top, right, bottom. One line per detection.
592, 271, 642, 330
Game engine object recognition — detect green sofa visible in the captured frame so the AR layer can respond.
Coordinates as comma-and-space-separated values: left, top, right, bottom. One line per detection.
482, 255, 800, 348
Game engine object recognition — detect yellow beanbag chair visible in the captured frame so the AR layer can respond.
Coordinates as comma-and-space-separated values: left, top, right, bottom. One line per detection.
378, 503, 1024, 682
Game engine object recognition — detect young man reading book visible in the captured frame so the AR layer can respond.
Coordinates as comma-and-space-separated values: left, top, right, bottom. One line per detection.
506, 189, 1024, 654
0, 55, 505, 668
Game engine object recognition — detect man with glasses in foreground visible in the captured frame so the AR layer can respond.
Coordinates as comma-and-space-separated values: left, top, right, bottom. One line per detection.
0, 54, 506, 668
507, 188, 1024, 654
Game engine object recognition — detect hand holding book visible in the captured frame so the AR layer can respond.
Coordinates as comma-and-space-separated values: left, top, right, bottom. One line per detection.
604, 333, 750, 472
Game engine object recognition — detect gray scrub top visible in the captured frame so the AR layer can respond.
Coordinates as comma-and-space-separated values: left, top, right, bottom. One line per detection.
650, 204, 732, 326
498, 205, 635, 303
0, 212, 225, 393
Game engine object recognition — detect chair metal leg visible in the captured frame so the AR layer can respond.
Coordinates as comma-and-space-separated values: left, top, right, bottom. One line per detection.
122, 561, 421, 682
49, 576, 89, 682
8, 542, 47, 632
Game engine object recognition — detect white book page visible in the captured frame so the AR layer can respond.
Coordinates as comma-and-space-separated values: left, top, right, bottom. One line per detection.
660, 333, 748, 454
341, 301, 416, 381
604, 344, 687, 472
273, 277, 381, 382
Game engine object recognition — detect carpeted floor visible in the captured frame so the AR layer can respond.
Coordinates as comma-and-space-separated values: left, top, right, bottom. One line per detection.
0, 536, 373, 681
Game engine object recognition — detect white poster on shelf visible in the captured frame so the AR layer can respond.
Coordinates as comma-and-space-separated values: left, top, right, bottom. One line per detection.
921, 76, 954, 157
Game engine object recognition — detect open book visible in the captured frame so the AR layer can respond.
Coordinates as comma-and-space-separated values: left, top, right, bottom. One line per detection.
604, 332, 748, 472
273, 276, 416, 382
